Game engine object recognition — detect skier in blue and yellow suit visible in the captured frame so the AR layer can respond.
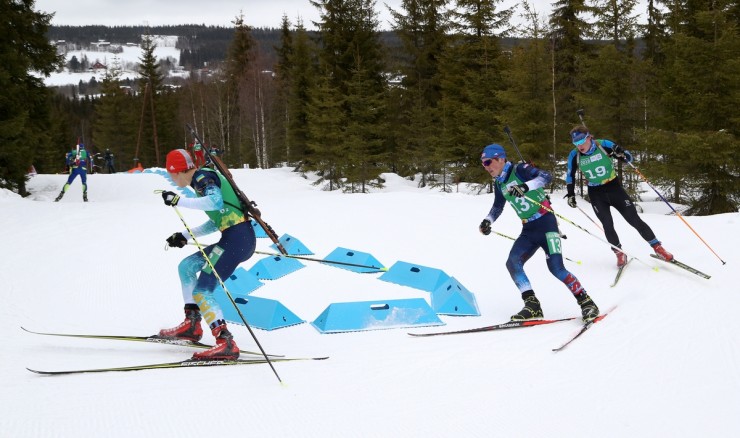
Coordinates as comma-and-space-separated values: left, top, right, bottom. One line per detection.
55, 143, 90, 202
158, 148, 256, 361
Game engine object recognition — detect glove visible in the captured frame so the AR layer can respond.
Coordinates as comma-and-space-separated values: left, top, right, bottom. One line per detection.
161, 191, 180, 206
479, 219, 492, 236
507, 183, 529, 198
565, 193, 577, 208
166, 232, 188, 248
609, 144, 626, 159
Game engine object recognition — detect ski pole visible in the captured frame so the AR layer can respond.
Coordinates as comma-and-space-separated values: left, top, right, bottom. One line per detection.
622, 161, 725, 264
492, 230, 582, 265
576, 109, 726, 265
170, 204, 283, 383
178, 244, 389, 272
577, 205, 604, 232
253, 250, 388, 272
516, 192, 655, 270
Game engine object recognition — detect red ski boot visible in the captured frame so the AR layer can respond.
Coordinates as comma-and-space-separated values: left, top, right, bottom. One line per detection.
652, 243, 674, 261
191, 323, 240, 361
158, 304, 203, 341
613, 248, 628, 267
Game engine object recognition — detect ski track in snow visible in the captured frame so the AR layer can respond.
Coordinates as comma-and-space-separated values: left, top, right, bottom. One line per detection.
2, 168, 739, 437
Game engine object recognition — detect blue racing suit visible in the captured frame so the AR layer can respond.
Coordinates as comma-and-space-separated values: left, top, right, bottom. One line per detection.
484, 162, 584, 297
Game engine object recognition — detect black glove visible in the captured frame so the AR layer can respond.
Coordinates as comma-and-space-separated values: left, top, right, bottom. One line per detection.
609, 144, 626, 159
166, 232, 188, 248
161, 191, 180, 206
479, 219, 492, 235
507, 183, 529, 198
564, 193, 577, 208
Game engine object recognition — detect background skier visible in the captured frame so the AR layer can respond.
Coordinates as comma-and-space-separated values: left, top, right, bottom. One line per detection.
55, 143, 90, 202
564, 126, 673, 267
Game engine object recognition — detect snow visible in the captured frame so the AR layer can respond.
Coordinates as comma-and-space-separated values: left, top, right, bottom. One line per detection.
2, 167, 739, 437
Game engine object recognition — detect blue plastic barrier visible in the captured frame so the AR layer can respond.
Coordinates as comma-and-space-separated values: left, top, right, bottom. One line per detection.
212, 267, 263, 296
246, 255, 304, 280
311, 298, 444, 333
250, 219, 269, 238
431, 277, 480, 316
213, 291, 304, 331
322, 247, 385, 273
378, 261, 450, 292
270, 234, 313, 255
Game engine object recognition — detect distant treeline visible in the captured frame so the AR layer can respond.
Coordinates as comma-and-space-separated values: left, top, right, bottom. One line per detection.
48, 25, 525, 70
48, 25, 284, 69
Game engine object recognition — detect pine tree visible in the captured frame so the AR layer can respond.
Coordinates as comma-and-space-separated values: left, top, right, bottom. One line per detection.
500, 1, 554, 177
643, 0, 740, 213
0, 0, 62, 195
286, 20, 316, 166
343, 61, 388, 192
309, 0, 387, 186
548, 0, 592, 138
136, 32, 165, 167
93, 59, 137, 169
305, 74, 347, 191
438, 0, 513, 183
389, 0, 450, 186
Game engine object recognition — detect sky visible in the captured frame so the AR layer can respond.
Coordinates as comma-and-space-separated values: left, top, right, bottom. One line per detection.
34, 0, 650, 30
2, 162, 738, 437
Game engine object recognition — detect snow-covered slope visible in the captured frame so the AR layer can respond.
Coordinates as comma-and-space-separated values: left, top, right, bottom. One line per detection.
2, 168, 738, 437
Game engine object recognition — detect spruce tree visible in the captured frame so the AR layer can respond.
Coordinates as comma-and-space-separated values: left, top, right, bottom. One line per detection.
500, 1, 553, 176
389, 0, 450, 186
93, 59, 137, 169
548, 0, 592, 139
310, 0, 387, 186
438, 0, 512, 183
286, 21, 316, 167
644, 0, 740, 213
0, 0, 62, 194
136, 32, 165, 167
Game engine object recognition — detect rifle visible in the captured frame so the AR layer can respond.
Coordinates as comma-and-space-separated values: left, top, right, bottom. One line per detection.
185, 124, 288, 255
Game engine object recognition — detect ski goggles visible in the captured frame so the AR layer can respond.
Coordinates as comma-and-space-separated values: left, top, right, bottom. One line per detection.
571, 132, 589, 146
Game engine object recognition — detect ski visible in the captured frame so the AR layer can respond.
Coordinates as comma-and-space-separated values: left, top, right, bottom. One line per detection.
408, 317, 577, 337
552, 306, 617, 352
610, 258, 633, 287
649, 254, 711, 279
28, 356, 329, 376
21, 327, 284, 358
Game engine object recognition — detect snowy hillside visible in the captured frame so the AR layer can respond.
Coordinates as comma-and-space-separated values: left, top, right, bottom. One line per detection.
43, 37, 183, 87
2, 167, 738, 437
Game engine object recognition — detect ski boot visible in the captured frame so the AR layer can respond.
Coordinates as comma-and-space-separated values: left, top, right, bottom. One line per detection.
652, 243, 674, 262
511, 291, 543, 321
613, 248, 628, 268
83, 191, 88, 202
191, 322, 239, 361
158, 304, 203, 341
54, 191, 64, 202
576, 293, 599, 322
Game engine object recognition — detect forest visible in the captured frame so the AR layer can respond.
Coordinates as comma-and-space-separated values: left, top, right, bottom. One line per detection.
2, 0, 738, 215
